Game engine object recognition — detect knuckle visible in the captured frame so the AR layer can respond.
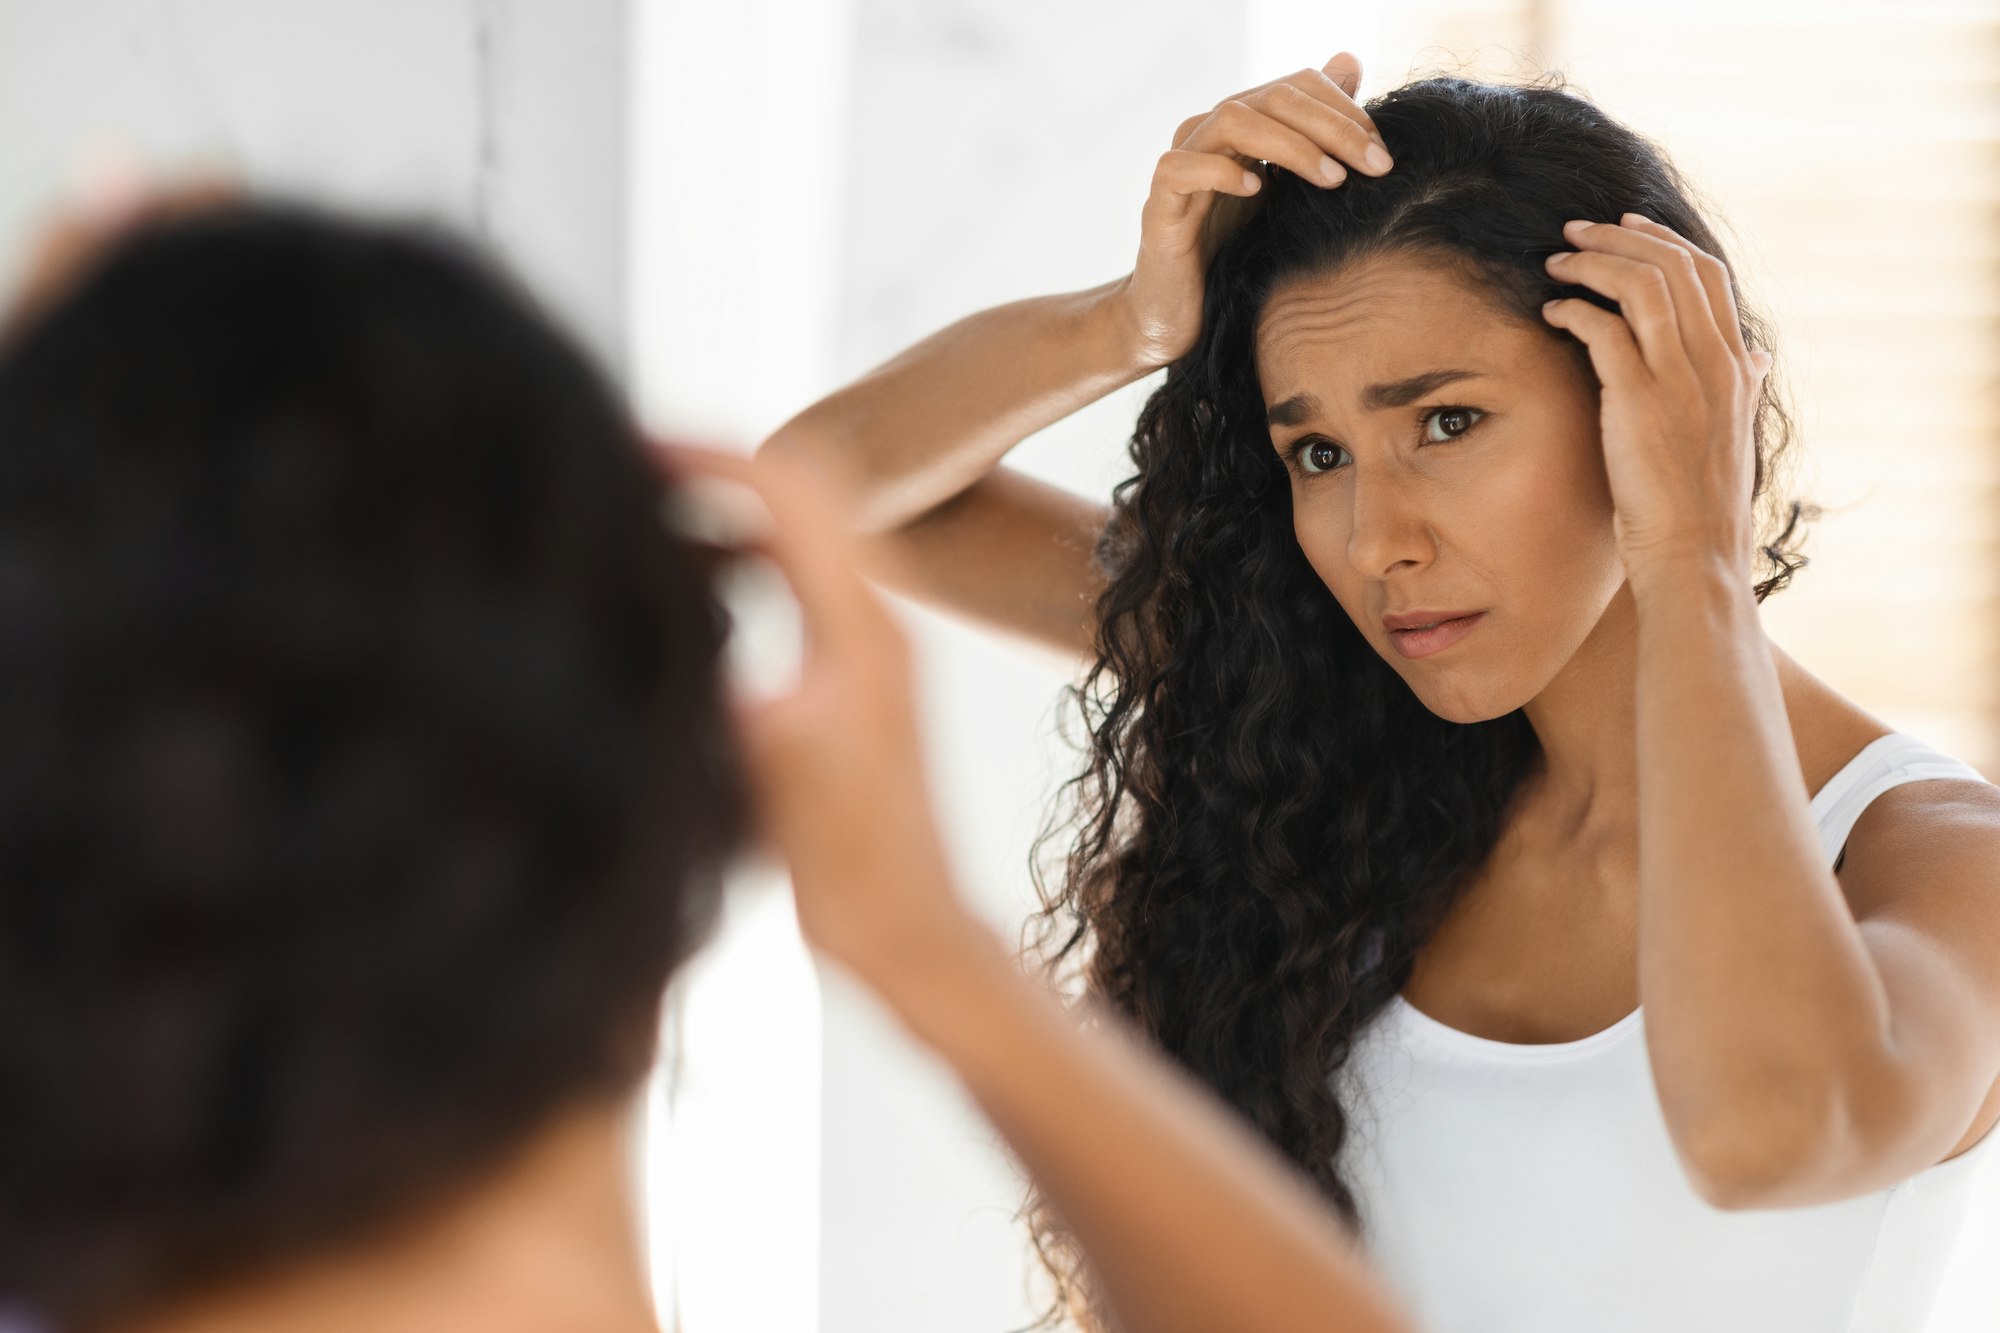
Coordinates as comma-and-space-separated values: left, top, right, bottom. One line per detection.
1216, 99, 1256, 130
1153, 149, 1201, 186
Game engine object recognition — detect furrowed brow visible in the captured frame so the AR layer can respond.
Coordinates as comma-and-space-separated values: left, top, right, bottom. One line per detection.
1265, 369, 1486, 429
1361, 368, 1482, 411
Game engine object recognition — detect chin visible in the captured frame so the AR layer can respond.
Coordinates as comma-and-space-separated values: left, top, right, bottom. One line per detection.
1399, 673, 1526, 726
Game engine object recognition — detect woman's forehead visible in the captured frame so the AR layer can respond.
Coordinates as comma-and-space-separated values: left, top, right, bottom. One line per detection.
1255, 258, 1545, 413
1256, 255, 1518, 357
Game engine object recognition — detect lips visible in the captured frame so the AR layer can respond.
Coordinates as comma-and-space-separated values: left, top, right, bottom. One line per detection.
1385, 611, 1486, 661
1382, 609, 1485, 632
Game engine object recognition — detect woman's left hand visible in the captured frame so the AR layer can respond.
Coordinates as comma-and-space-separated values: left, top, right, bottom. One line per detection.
1539, 214, 1772, 586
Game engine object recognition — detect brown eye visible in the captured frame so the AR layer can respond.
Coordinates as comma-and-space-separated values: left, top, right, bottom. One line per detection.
1299, 439, 1345, 474
1422, 407, 1482, 443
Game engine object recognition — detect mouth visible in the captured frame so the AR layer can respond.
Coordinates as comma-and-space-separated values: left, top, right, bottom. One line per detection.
1385, 611, 1486, 660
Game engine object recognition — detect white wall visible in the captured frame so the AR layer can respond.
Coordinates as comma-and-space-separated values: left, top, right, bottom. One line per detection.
0, 0, 629, 371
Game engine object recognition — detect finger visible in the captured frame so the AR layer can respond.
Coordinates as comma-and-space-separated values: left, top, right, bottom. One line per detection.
5, 213, 120, 336
1542, 297, 1650, 391
10, 175, 249, 328
1180, 99, 1353, 188
1176, 60, 1384, 153
1543, 246, 1696, 384
1277, 59, 1383, 151
1557, 218, 1731, 379
145, 176, 247, 225
726, 681, 804, 783
1617, 211, 1754, 365
1260, 80, 1394, 176
1146, 149, 1266, 226
1324, 50, 1363, 98
650, 443, 900, 665
1587, 215, 1733, 377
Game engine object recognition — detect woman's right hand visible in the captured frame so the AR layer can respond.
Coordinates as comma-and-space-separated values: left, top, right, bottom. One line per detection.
1117, 51, 1392, 369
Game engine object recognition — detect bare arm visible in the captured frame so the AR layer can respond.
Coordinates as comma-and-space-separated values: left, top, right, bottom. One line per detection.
758, 53, 1393, 664
761, 280, 1147, 662
666, 442, 1417, 1333
1545, 215, 2000, 1209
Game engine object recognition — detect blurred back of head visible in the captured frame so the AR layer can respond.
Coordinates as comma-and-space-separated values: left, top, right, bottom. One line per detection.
0, 202, 745, 1326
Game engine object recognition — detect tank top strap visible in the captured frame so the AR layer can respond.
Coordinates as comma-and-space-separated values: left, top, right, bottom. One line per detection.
1810, 732, 1991, 868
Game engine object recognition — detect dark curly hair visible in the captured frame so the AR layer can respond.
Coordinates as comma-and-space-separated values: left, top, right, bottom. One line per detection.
1023, 73, 1816, 1329
0, 203, 746, 1328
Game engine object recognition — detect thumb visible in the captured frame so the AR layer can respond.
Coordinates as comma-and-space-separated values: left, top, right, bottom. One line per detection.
722, 683, 790, 784
1324, 51, 1363, 98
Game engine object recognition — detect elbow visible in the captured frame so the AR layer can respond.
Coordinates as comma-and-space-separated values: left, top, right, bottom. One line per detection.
755, 395, 848, 470
754, 417, 899, 534
1673, 1087, 1841, 1212
753, 417, 810, 466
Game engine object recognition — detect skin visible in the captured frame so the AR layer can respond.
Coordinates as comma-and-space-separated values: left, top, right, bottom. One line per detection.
1257, 253, 1628, 728
769, 49, 2000, 1212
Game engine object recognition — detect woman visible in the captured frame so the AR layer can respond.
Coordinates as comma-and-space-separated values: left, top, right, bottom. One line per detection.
762, 52, 2000, 1331
0, 193, 1416, 1333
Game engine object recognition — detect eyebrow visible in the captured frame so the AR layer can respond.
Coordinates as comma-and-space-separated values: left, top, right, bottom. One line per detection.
1265, 368, 1487, 427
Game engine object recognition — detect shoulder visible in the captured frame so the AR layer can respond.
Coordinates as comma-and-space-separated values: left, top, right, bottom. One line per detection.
1837, 766, 2000, 923
1779, 654, 2000, 918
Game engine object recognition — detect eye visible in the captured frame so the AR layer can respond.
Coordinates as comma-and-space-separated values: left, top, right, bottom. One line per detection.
1294, 438, 1347, 475
1422, 405, 1483, 444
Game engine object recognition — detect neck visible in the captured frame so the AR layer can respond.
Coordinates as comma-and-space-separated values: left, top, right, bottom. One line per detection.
1519, 578, 1790, 841
118, 1098, 657, 1333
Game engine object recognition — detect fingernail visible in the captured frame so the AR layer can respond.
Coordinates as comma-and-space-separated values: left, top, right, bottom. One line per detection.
1563, 218, 1593, 235
1242, 170, 1263, 193
1545, 250, 1573, 267
1319, 155, 1346, 185
1623, 211, 1653, 225
1365, 143, 1394, 173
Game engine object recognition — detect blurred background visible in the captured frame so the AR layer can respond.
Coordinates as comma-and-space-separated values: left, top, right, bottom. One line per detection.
2, 1, 1996, 1330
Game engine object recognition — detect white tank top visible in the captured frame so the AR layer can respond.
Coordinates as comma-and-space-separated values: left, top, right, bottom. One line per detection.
1334, 730, 2000, 1332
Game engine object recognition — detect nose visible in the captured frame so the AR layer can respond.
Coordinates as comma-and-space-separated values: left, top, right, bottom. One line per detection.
1344, 467, 1435, 579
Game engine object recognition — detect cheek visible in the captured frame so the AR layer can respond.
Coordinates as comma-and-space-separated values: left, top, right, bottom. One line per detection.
1522, 429, 1617, 537
1289, 494, 1349, 592
1288, 498, 1382, 643
1466, 455, 1602, 557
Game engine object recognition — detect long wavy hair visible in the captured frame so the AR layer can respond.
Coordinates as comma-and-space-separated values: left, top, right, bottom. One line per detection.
1021, 73, 1816, 1329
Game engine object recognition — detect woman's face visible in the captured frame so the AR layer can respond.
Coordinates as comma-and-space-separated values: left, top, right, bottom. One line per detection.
1255, 251, 1628, 724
